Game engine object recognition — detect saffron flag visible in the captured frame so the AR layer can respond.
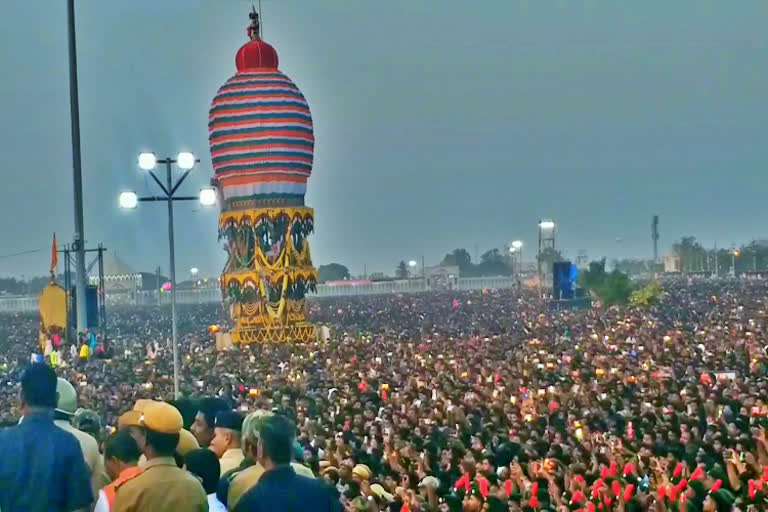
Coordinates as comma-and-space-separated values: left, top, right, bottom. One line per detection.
50, 234, 58, 275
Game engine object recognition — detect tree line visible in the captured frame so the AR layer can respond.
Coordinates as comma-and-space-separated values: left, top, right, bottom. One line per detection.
313, 236, 768, 284
0, 274, 65, 295
670, 236, 768, 274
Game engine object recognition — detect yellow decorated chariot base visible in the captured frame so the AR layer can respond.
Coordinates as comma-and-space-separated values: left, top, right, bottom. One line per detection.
219, 207, 317, 344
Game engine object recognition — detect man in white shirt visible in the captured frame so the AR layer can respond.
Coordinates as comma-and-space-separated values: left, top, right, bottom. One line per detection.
209, 411, 245, 476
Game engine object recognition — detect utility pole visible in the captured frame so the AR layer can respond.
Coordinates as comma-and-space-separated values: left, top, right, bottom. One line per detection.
67, 0, 88, 335
651, 215, 659, 264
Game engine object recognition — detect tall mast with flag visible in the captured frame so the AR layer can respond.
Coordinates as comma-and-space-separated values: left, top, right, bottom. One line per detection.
50, 234, 58, 278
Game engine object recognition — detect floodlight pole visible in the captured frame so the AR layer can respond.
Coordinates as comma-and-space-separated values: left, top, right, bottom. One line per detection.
165, 161, 179, 402
137, 157, 198, 399
67, 0, 88, 336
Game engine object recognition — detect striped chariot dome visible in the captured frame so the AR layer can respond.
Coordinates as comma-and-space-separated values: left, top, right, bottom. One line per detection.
209, 25, 314, 210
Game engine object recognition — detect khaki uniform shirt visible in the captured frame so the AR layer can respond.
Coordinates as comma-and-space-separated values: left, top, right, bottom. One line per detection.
228, 462, 314, 510
219, 448, 245, 477
112, 456, 207, 512
54, 420, 110, 500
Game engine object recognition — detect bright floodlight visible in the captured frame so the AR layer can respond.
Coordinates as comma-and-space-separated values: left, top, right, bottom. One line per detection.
138, 152, 157, 170
190, 267, 199, 276
509, 247, 517, 254
408, 260, 418, 267
512, 240, 523, 249
177, 152, 196, 170
539, 220, 556, 230
199, 187, 217, 206
119, 191, 138, 209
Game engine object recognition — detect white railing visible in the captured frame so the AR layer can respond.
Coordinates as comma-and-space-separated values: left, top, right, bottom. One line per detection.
0, 296, 38, 313
0, 275, 518, 312
456, 276, 516, 290
313, 280, 427, 297
133, 288, 221, 305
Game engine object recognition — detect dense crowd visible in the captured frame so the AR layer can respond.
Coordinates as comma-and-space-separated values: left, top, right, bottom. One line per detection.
2, 279, 768, 510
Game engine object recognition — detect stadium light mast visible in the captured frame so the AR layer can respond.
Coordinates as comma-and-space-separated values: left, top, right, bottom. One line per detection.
537, 220, 556, 294
119, 151, 216, 398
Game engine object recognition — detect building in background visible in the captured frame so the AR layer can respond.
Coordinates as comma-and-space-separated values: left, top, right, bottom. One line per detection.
425, 265, 459, 290
663, 251, 681, 273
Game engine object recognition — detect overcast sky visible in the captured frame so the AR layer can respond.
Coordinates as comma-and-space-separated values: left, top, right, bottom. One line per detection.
1, 1, 767, 278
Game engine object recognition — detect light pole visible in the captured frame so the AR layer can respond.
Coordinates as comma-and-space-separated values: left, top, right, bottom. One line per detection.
408, 260, 418, 279
731, 249, 740, 278
119, 152, 216, 398
408, 258, 427, 289
511, 240, 523, 282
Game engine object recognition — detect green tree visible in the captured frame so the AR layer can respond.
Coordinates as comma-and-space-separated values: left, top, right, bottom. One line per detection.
580, 258, 607, 289
580, 259, 632, 307
317, 263, 351, 283
475, 248, 511, 276
630, 281, 662, 308
599, 270, 632, 306
395, 260, 409, 279
441, 249, 473, 275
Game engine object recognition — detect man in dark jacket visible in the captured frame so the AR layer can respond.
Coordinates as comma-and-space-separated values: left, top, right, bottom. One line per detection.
0, 363, 93, 511
234, 415, 340, 512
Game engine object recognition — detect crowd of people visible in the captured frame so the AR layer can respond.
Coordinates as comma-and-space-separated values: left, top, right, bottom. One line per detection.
2, 278, 768, 510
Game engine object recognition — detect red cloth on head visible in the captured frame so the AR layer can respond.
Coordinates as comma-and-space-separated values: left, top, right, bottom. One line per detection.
592, 479, 604, 499
477, 476, 489, 498
454, 474, 471, 492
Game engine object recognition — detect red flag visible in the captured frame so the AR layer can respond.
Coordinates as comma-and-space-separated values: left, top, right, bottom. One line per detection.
50, 234, 58, 275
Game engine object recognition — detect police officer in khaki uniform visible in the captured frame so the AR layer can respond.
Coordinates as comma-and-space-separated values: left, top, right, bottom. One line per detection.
54, 378, 110, 504
113, 401, 208, 512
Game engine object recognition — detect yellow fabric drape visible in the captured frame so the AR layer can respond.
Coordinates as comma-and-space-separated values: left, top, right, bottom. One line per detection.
38, 282, 67, 351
